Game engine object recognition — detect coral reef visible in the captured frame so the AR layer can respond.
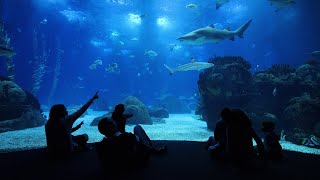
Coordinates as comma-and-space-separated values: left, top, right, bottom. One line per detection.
122, 96, 152, 125
0, 80, 27, 120
0, 21, 15, 80
148, 107, 169, 118
283, 95, 320, 136
156, 95, 191, 114
197, 56, 253, 130
0, 80, 46, 133
197, 56, 320, 135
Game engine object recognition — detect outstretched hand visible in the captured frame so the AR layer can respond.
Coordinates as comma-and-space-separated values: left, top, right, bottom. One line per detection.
92, 91, 99, 100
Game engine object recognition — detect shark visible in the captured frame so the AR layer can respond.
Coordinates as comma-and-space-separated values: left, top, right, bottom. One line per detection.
215, 0, 229, 10
0, 45, 16, 58
177, 19, 252, 45
164, 61, 214, 75
268, 0, 296, 12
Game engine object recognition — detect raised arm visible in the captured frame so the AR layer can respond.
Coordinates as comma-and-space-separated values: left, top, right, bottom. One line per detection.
66, 92, 99, 126
71, 121, 84, 133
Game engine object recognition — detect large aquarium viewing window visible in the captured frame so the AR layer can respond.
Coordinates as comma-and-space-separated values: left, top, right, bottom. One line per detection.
0, 0, 320, 155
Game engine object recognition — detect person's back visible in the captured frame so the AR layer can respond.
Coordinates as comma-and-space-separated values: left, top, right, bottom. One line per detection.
97, 118, 150, 170
98, 132, 148, 166
45, 92, 98, 156
45, 105, 74, 155
227, 109, 264, 162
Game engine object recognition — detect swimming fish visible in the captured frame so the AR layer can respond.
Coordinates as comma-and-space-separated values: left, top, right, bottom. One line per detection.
0, 46, 16, 58
40, 18, 47, 24
310, 51, 320, 57
164, 62, 214, 75
303, 135, 320, 147
186, 4, 198, 9
268, 0, 296, 12
144, 50, 158, 58
272, 87, 277, 96
215, 0, 229, 10
177, 19, 252, 45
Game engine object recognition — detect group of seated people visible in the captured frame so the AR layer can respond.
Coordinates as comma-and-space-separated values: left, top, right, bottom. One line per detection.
206, 108, 283, 162
45, 91, 283, 168
45, 92, 166, 165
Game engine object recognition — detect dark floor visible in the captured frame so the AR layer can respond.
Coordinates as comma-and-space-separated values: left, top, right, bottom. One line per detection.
1, 141, 319, 180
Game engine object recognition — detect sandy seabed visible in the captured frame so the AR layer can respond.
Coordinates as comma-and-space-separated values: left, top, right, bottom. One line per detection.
0, 110, 320, 155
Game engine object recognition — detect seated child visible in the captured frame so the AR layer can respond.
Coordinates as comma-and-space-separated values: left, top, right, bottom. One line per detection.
262, 120, 283, 160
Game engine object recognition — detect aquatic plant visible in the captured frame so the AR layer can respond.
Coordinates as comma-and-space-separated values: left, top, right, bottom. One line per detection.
48, 38, 63, 105
0, 20, 15, 81
32, 29, 50, 95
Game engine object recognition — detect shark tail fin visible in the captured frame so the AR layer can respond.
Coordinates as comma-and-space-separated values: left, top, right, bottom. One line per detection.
235, 19, 252, 39
164, 64, 174, 75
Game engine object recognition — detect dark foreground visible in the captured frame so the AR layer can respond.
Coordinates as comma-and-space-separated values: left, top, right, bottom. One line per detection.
1, 141, 319, 180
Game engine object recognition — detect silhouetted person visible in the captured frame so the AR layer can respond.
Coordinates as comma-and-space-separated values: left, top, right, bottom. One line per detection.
96, 118, 167, 170
45, 92, 99, 156
207, 107, 232, 157
227, 109, 264, 163
112, 104, 133, 133
262, 120, 282, 160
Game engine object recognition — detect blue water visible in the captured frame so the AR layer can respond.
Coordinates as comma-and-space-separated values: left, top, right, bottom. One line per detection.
0, 0, 319, 106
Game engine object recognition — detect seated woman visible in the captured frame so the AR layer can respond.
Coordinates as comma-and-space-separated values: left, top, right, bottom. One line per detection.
45, 92, 99, 156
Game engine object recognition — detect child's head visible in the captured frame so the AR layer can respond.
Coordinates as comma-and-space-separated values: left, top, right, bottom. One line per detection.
262, 120, 276, 132
115, 104, 125, 113
220, 107, 232, 123
49, 104, 68, 119
98, 117, 118, 137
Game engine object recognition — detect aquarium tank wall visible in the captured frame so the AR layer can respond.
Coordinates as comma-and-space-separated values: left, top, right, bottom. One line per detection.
0, 0, 320, 154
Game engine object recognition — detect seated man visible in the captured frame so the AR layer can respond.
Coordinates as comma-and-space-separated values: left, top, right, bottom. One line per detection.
45, 92, 99, 156
227, 109, 264, 163
96, 118, 166, 169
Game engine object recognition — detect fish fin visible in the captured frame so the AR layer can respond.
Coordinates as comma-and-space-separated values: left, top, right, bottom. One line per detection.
235, 19, 252, 39
191, 58, 196, 63
164, 64, 174, 75
230, 37, 235, 41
